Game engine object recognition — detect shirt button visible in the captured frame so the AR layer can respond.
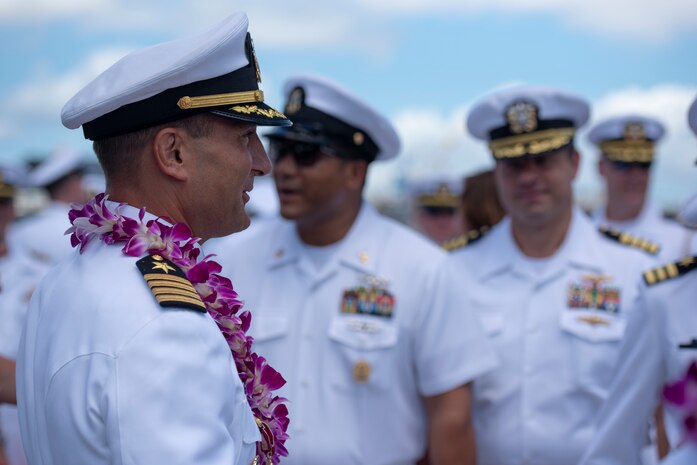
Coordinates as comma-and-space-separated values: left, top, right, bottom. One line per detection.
300, 379, 310, 387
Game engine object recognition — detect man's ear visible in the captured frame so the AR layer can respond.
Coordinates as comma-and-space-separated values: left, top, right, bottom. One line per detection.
152, 126, 189, 182
345, 159, 369, 191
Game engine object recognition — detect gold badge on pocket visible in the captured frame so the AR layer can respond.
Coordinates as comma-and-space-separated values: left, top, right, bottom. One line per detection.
353, 360, 372, 383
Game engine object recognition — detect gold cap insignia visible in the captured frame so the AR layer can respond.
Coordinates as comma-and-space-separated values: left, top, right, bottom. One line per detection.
624, 122, 646, 142
247, 33, 262, 84
506, 101, 539, 135
285, 87, 304, 115
353, 131, 365, 146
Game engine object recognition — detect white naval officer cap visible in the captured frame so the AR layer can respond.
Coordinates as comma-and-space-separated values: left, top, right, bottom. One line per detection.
266, 74, 401, 162
467, 85, 590, 160
61, 12, 290, 141
689, 96, 697, 137
587, 115, 665, 164
680, 96, 697, 225
26, 147, 85, 188
409, 178, 463, 209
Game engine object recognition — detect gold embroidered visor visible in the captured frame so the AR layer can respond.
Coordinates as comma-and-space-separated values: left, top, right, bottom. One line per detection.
600, 140, 655, 163
488, 127, 576, 159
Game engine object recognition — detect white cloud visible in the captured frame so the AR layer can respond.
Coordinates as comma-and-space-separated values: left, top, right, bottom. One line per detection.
4, 47, 132, 121
2, 0, 694, 47
361, 0, 697, 43
0, 0, 115, 21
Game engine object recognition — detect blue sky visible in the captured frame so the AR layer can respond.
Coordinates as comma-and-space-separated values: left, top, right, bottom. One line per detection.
1, 0, 696, 209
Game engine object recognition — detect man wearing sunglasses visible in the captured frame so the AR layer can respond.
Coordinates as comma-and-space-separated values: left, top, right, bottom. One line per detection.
589, 115, 693, 261
212, 74, 497, 465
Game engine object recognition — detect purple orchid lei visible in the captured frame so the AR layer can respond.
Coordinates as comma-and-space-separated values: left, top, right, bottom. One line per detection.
67, 193, 289, 464
664, 361, 697, 445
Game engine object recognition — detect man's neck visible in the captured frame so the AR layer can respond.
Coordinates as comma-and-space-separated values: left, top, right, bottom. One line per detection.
604, 200, 643, 222
106, 186, 186, 229
296, 199, 363, 247
511, 208, 573, 258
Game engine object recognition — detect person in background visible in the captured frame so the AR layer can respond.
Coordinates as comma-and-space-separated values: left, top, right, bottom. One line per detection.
445, 85, 656, 465
6, 147, 88, 280
209, 74, 497, 465
0, 166, 19, 465
443, 169, 505, 251
0, 149, 89, 465
589, 115, 693, 261
409, 177, 465, 245
579, 96, 697, 465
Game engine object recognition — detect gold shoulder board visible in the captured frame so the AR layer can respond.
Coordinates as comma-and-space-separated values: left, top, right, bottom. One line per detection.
442, 226, 491, 252
136, 254, 207, 313
598, 226, 660, 255
643, 256, 697, 286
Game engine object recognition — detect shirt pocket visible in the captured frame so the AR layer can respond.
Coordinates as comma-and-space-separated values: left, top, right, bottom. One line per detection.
559, 310, 626, 398
327, 314, 399, 392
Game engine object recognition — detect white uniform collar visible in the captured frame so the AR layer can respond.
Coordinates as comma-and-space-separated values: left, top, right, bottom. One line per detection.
105, 200, 171, 226
474, 207, 605, 281
265, 201, 382, 276
591, 201, 659, 231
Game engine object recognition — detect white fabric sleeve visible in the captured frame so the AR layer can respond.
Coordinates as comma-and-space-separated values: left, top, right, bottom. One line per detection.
45, 309, 255, 465
414, 259, 499, 397
579, 289, 664, 465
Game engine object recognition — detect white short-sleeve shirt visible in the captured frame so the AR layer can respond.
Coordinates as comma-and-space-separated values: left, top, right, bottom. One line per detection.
16, 204, 260, 465
580, 257, 697, 464
210, 202, 498, 465
448, 208, 656, 465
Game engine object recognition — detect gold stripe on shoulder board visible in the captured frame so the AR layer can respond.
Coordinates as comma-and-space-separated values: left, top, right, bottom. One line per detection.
136, 254, 207, 313
643, 256, 697, 286
442, 226, 491, 252
598, 226, 660, 255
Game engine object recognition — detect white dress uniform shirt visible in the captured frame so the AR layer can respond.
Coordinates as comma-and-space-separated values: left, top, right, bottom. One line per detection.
210, 202, 498, 465
591, 202, 693, 261
579, 257, 697, 464
446, 208, 655, 465
16, 204, 260, 465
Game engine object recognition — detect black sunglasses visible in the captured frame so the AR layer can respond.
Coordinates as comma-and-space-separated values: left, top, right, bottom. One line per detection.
269, 140, 336, 167
421, 206, 457, 216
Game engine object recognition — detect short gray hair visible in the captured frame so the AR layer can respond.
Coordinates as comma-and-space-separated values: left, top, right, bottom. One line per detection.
92, 114, 214, 184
